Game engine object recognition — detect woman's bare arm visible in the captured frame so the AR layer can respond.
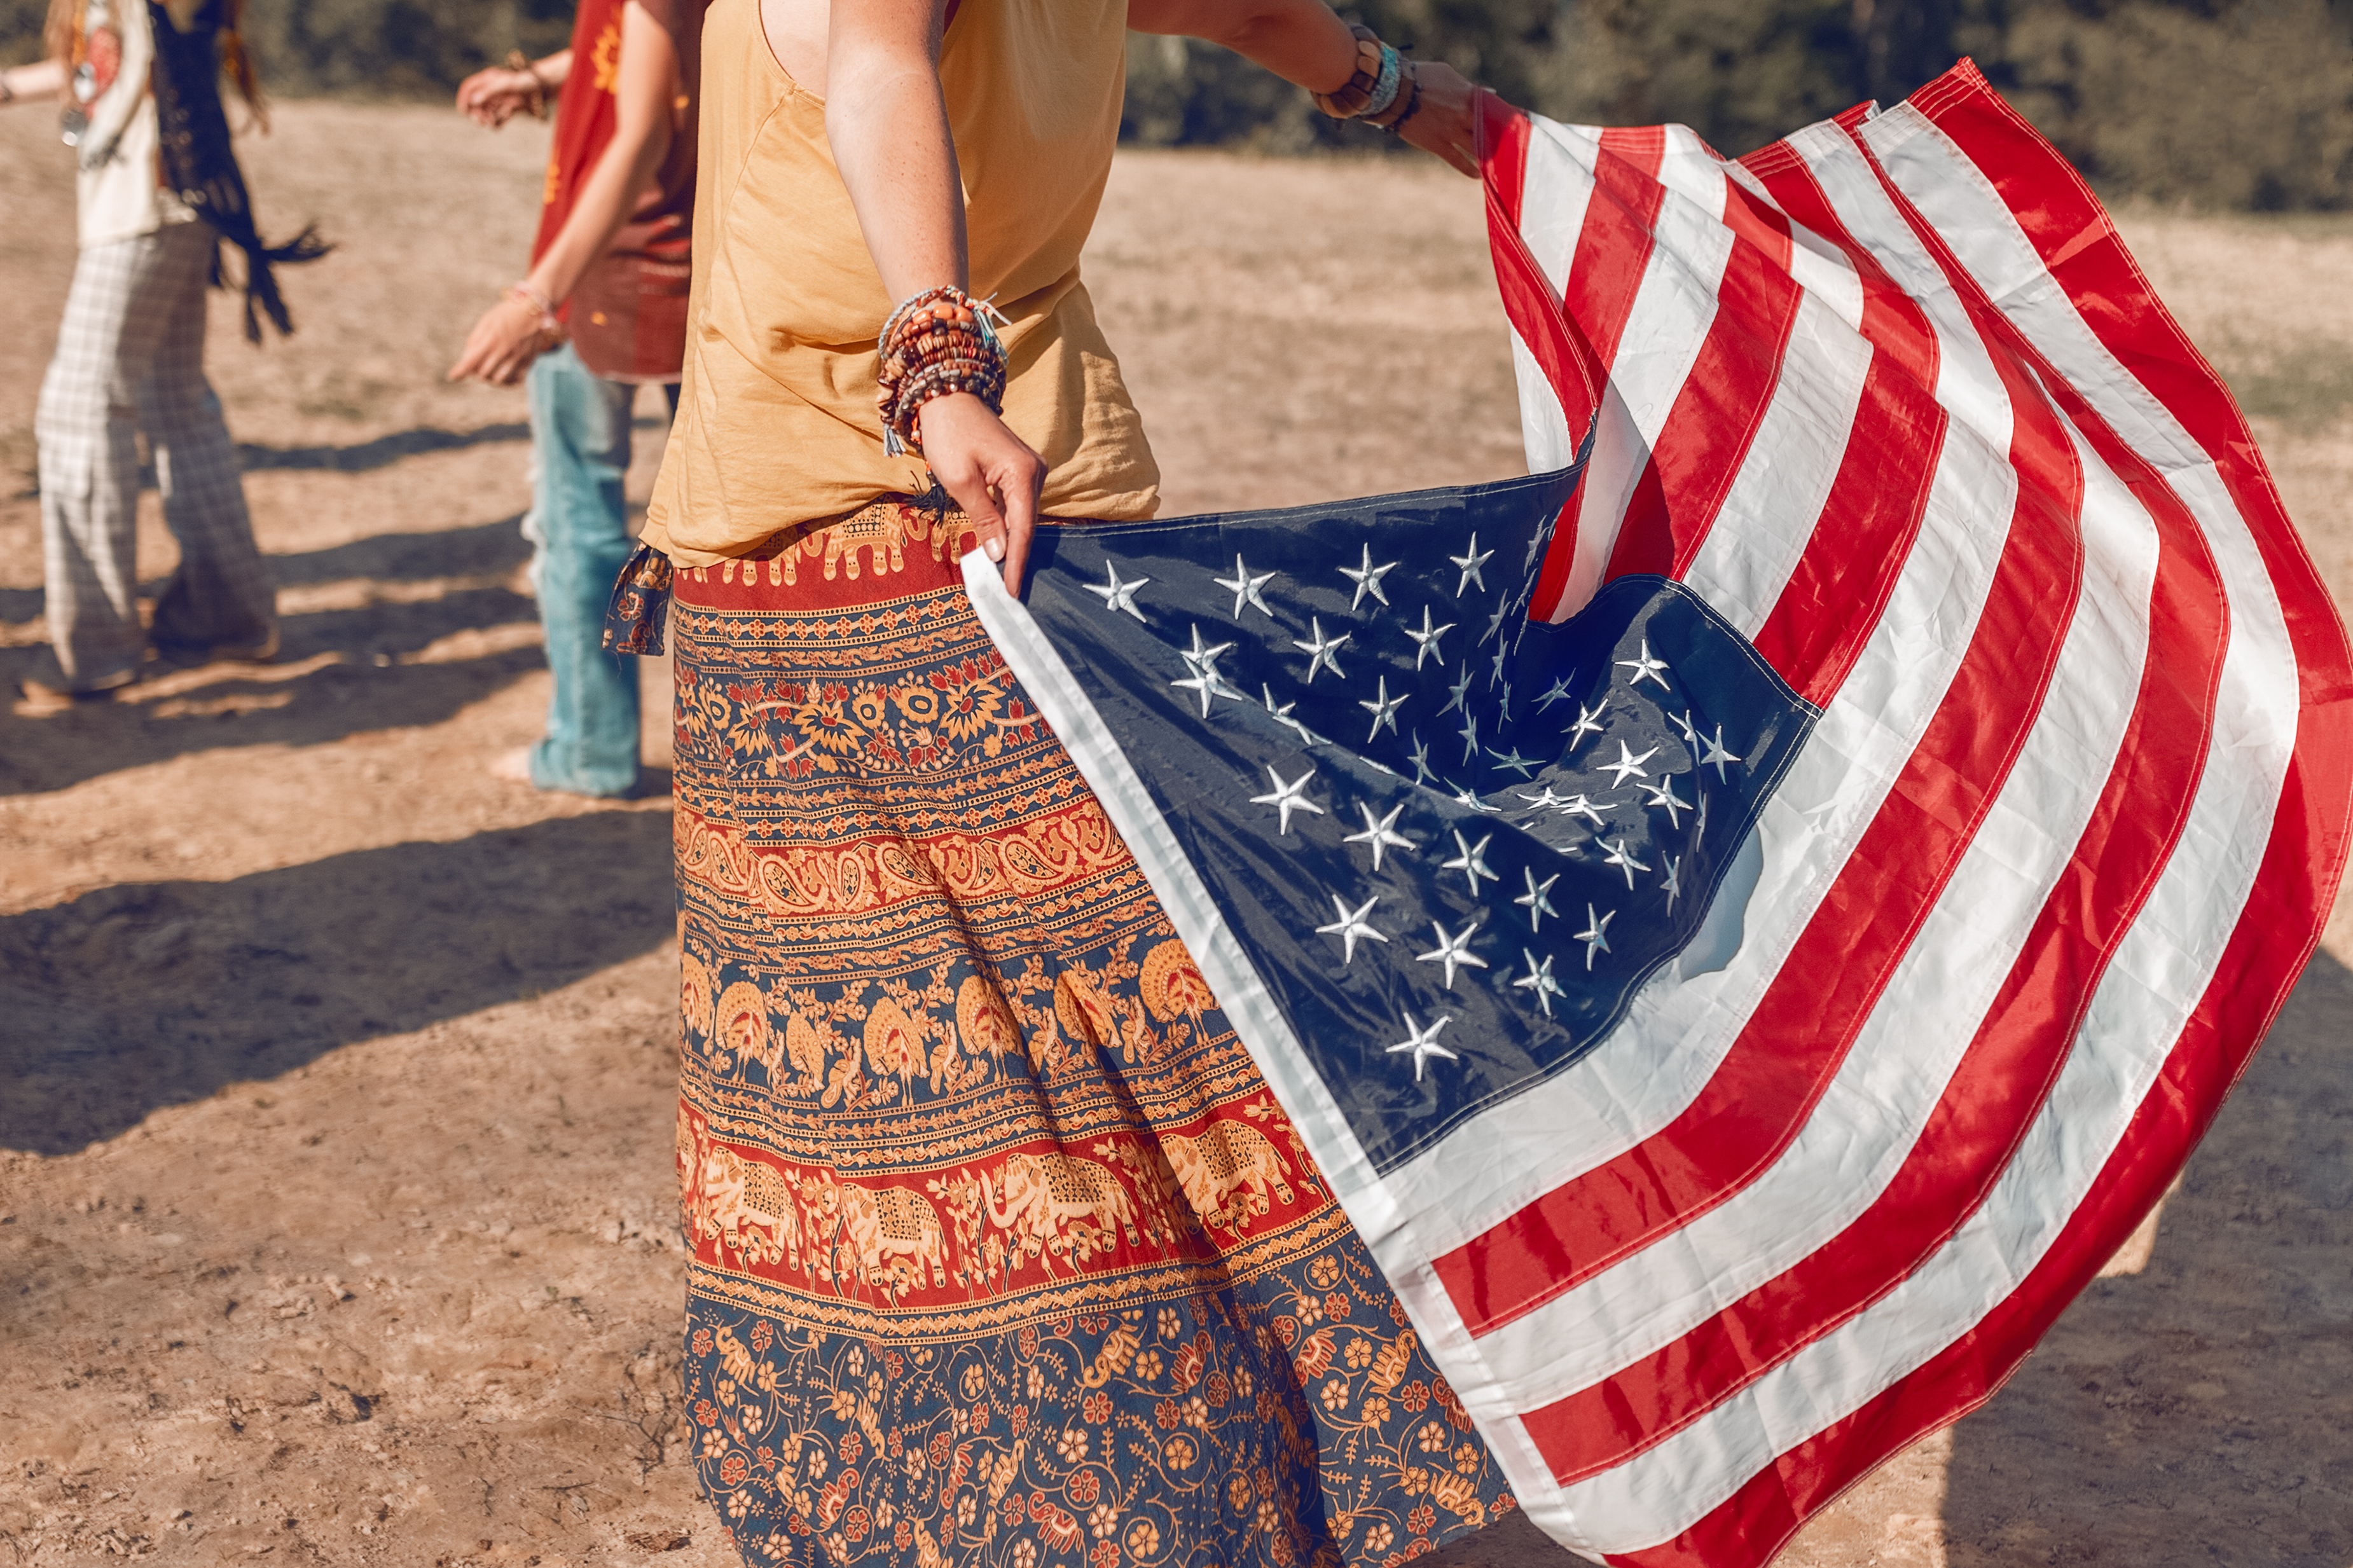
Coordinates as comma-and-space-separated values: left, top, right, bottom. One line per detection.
448, 8, 677, 386
1130, 0, 1485, 176
455, 48, 573, 129
0, 58, 69, 106
811, 0, 1045, 589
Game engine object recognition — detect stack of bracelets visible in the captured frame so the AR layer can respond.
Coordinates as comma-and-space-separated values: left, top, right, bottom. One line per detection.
1311, 24, 1425, 134
874, 285, 1009, 457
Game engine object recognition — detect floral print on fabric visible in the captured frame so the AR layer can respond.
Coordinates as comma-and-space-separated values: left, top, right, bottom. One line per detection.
666, 530, 1512, 1568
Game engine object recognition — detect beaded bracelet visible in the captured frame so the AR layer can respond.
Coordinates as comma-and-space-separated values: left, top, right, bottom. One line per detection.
875, 285, 1009, 457
506, 281, 565, 347
1312, 24, 1406, 121
504, 51, 551, 121
1367, 60, 1423, 135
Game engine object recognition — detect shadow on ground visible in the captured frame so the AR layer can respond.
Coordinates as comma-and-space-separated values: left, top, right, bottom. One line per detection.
0, 519, 550, 795
0, 808, 675, 1155
236, 422, 530, 474
1941, 946, 2353, 1563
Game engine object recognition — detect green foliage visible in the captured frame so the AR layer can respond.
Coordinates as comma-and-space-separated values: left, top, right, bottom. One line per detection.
1993, 1, 2353, 209
8, 0, 2353, 208
235, 0, 574, 98
0, 0, 572, 90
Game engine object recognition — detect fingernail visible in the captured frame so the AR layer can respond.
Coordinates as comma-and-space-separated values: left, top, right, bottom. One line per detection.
986, 537, 1005, 561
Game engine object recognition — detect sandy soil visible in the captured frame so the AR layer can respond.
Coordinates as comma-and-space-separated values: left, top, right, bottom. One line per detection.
2, 102, 2349, 1568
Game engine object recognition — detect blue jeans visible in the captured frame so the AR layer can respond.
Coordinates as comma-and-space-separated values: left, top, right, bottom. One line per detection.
521, 343, 677, 796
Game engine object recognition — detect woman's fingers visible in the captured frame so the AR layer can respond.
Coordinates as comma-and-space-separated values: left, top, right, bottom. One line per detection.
995, 450, 1038, 593
916, 394, 1047, 592
448, 300, 546, 385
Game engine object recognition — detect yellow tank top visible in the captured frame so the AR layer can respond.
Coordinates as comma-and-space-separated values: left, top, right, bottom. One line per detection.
641, 0, 1161, 564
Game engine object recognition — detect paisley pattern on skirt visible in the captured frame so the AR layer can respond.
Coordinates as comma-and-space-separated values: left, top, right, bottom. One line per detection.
666, 500, 1514, 1567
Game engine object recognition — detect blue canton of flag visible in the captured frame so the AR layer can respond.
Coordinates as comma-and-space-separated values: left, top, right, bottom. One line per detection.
968, 467, 1818, 1176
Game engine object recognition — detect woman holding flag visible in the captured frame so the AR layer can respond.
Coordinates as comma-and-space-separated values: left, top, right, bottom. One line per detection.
614, 1, 1519, 1561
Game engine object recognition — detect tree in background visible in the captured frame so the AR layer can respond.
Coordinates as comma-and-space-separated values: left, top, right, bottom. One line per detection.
0, 0, 572, 95
1993, 0, 2353, 209
8, 0, 2353, 209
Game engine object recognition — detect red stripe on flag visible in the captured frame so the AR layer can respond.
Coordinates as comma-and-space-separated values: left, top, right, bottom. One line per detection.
1569, 128, 1670, 371
1480, 101, 1604, 622
1600, 216, 1805, 582
1433, 272, 2090, 1343
1741, 155, 1945, 705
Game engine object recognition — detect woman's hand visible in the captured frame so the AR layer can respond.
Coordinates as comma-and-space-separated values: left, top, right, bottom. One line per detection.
1393, 61, 1484, 178
447, 296, 556, 387
916, 392, 1045, 593
455, 64, 544, 128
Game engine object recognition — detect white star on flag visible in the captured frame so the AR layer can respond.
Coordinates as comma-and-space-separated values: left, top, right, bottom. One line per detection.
1290, 617, 1350, 684
1452, 786, 1503, 815
1440, 661, 1475, 716
1404, 606, 1456, 671
1601, 836, 1650, 889
1259, 684, 1326, 748
1386, 1010, 1459, 1082
1641, 773, 1692, 827
1359, 675, 1407, 741
1451, 533, 1494, 596
1211, 554, 1277, 619
1248, 764, 1325, 836
1513, 948, 1565, 1017
1443, 830, 1498, 896
1566, 700, 1607, 746
1575, 903, 1615, 971
1487, 744, 1539, 779
1600, 740, 1659, 788
1615, 638, 1673, 692
1340, 543, 1399, 611
1515, 867, 1561, 932
1553, 792, 1610, 827
1342, 802, 1416, 872
1315, 892, 1390, 965
1085, 560, 1149, 621
1701, 724, 1744, 781
1171, 624, 1241, 717
1414, 917, 1488, 987
1536, 677, 1577, 713
1661, 851, 1683, 913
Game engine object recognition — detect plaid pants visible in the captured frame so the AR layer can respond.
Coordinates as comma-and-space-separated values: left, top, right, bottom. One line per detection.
36, 220, 277, 690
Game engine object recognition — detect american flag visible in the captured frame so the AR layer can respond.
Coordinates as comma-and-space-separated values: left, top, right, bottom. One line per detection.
968, 60, 2353, 1567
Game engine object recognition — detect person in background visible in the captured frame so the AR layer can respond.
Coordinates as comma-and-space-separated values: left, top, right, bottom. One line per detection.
3, 0, 324, 705
448, 0, 707, 798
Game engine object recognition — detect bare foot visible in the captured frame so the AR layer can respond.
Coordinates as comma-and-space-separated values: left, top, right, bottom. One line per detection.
490, 746, 534, 784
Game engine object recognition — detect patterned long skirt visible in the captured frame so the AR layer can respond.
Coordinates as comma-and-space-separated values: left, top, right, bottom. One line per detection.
653, 501, 1515, 1568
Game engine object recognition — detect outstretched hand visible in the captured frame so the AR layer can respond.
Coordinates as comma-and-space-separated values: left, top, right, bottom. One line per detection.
1394, 61, 1485, 178
455, 65, 542, 128
448, 296, 556, 387
916, 392, 1046, 595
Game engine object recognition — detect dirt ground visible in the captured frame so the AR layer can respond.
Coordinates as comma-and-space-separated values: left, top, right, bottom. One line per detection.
2, 100, 2350, 1568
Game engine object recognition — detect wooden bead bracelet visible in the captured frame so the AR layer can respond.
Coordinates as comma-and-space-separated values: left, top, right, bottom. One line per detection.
875, 285, 1009, 457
